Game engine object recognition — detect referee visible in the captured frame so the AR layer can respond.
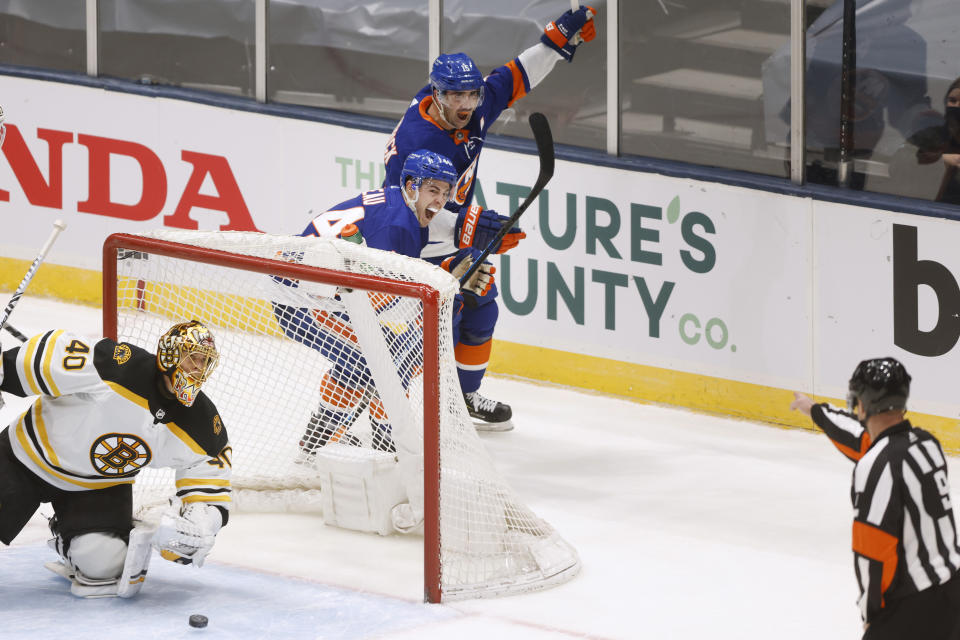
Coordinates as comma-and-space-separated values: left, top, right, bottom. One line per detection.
791, 357, 960, 639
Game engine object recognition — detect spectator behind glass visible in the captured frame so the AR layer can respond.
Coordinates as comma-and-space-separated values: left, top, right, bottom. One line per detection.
907, 76, 960, 204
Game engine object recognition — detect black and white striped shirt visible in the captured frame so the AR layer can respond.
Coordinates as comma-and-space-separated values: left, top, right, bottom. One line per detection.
812, 404, 960, 623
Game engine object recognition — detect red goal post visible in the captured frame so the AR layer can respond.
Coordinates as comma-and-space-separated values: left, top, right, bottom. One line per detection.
102, 230, 579, 603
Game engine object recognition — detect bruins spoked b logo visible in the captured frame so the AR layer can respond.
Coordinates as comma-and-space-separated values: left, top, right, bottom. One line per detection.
90, 434, 152, 476
113, 344, 132, 365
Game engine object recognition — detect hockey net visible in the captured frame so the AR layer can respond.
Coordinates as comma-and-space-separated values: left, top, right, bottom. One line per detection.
102, 230, 579, 602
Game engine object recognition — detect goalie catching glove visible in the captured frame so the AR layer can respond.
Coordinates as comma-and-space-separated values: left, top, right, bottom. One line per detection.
443, 248, 495, 297
454, 205, 526, 254
541, 5, 597, 62
153, 502, 225, 568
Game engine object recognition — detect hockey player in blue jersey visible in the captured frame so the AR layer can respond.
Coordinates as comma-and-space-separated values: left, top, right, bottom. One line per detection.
274, 150, 493, 454
300, 149, 456, 255
383, 5, 597, 430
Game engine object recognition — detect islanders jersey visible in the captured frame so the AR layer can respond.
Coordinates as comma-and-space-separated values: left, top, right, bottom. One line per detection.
300, 186, 428, 259
383, 58, 531, 258
0, 331, 231, 508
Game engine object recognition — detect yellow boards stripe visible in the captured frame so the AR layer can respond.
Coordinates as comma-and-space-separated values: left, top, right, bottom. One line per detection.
488, 340, 960, 454
41, 330, 64, 397
117, 277, 286, 337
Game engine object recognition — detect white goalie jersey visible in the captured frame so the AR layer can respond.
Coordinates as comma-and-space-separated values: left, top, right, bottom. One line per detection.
0, 330, 232, 506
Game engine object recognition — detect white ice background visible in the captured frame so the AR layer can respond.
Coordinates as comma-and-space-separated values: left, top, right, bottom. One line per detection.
3, 296, 957, 639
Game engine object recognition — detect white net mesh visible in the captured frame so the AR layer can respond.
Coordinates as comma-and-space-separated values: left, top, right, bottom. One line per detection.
110, 229, 579, 600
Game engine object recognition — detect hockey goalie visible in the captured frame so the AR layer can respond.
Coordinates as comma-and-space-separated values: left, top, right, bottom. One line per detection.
0, 321, 230, 597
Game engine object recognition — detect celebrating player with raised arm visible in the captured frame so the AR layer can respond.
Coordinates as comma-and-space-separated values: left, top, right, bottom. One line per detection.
0, 321, 230, 598
383, 5, 597, 430
791, 359, 960, 638
276, 149, 489, 456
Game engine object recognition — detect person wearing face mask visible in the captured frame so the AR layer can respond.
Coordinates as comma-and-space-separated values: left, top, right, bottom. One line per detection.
274, 150, 486, 456
909, 77, 960, 203
381, 6, 598, 431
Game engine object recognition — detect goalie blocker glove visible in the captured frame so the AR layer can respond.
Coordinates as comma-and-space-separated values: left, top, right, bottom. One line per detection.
454, 205, 526, 254
541, 5, 597, 62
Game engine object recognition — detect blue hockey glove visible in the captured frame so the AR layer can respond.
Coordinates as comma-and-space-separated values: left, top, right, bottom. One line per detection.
541, 5, 597, 62
455, 205, 526, 254
442, 248, 495, 297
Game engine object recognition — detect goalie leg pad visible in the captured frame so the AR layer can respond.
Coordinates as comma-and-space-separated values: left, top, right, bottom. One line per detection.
314, 445, 407, 536
43, 560, 122, 598
67, 531, 127, 581
117, 523, 156, 598
46, 531, 128, 598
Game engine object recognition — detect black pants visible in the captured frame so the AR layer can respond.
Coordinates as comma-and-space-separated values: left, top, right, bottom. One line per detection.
864, 576, 960, 640
0, 427, 132, 548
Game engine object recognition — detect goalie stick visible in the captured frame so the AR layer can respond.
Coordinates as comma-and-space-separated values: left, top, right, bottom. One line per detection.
0, 220, 68, 336
458, 112, 554, 287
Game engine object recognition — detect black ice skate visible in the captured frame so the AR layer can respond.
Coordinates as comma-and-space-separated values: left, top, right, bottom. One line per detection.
370, 417, 396, 453
297, 411, 361, 464
464, 391, 514, 432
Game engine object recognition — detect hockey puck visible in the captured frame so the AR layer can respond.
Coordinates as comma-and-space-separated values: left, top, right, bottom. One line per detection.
188, 614, 208, 628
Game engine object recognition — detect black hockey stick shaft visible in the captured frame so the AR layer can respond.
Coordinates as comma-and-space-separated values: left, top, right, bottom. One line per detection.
3, 324, 28, 342
0, 219, 68, 336
459, 112, 554, 286
838, 0, 856, 187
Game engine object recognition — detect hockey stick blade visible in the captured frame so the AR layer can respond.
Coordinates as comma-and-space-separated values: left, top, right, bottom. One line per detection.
459, 112, 554, 286
0, 219, 68, 335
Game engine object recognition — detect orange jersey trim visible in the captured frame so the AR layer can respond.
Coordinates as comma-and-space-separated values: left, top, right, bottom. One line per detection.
505, 60, 528, 107
419, 96, 449, 131
831, 432, 871, 461
852, 520, 899, 606
419, 95, 471, 143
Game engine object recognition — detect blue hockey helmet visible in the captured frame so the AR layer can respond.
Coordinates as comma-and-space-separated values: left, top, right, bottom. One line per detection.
430, 53, 484, 103
401, 149, 458, 190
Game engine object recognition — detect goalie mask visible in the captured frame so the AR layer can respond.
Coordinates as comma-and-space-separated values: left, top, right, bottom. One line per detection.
156, 320, 220, 407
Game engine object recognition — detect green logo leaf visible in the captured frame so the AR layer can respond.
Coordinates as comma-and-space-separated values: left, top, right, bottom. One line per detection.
666, 196, 680, 224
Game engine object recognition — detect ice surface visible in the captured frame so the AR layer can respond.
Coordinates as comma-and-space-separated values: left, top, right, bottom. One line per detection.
2, 295, 956, 639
